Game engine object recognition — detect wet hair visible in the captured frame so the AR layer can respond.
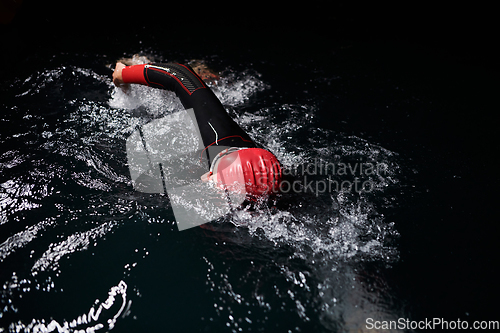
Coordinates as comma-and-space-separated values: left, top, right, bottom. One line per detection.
188, 59, 220, 84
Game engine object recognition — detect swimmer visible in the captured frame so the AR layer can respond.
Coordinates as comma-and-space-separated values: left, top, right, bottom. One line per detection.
112, 58, 282, 199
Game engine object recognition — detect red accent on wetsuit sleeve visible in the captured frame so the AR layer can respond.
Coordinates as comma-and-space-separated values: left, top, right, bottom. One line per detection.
121, 64, 148, 85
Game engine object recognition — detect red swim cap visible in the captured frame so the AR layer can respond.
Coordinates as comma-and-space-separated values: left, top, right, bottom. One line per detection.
211, 148, 282, 197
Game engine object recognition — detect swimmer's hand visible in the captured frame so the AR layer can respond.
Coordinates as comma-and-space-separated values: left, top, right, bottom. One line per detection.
112, 62, 126, 87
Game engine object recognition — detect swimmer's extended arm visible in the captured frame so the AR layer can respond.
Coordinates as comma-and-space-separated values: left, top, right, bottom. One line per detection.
112, 62, 206, 96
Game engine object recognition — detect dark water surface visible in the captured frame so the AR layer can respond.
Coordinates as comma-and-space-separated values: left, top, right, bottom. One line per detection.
1, 3, 497, 332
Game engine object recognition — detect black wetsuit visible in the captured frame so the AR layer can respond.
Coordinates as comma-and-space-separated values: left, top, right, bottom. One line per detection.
122, 63, 257, 164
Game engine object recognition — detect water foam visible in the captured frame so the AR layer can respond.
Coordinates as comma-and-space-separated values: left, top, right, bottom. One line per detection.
224, 100, 400, 262
1, 59, 402, 331
106, 62, 400, 261
8, 280, 130, 333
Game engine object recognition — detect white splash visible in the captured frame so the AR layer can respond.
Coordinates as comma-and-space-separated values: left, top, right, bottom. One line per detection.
8, 281, 130, 333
